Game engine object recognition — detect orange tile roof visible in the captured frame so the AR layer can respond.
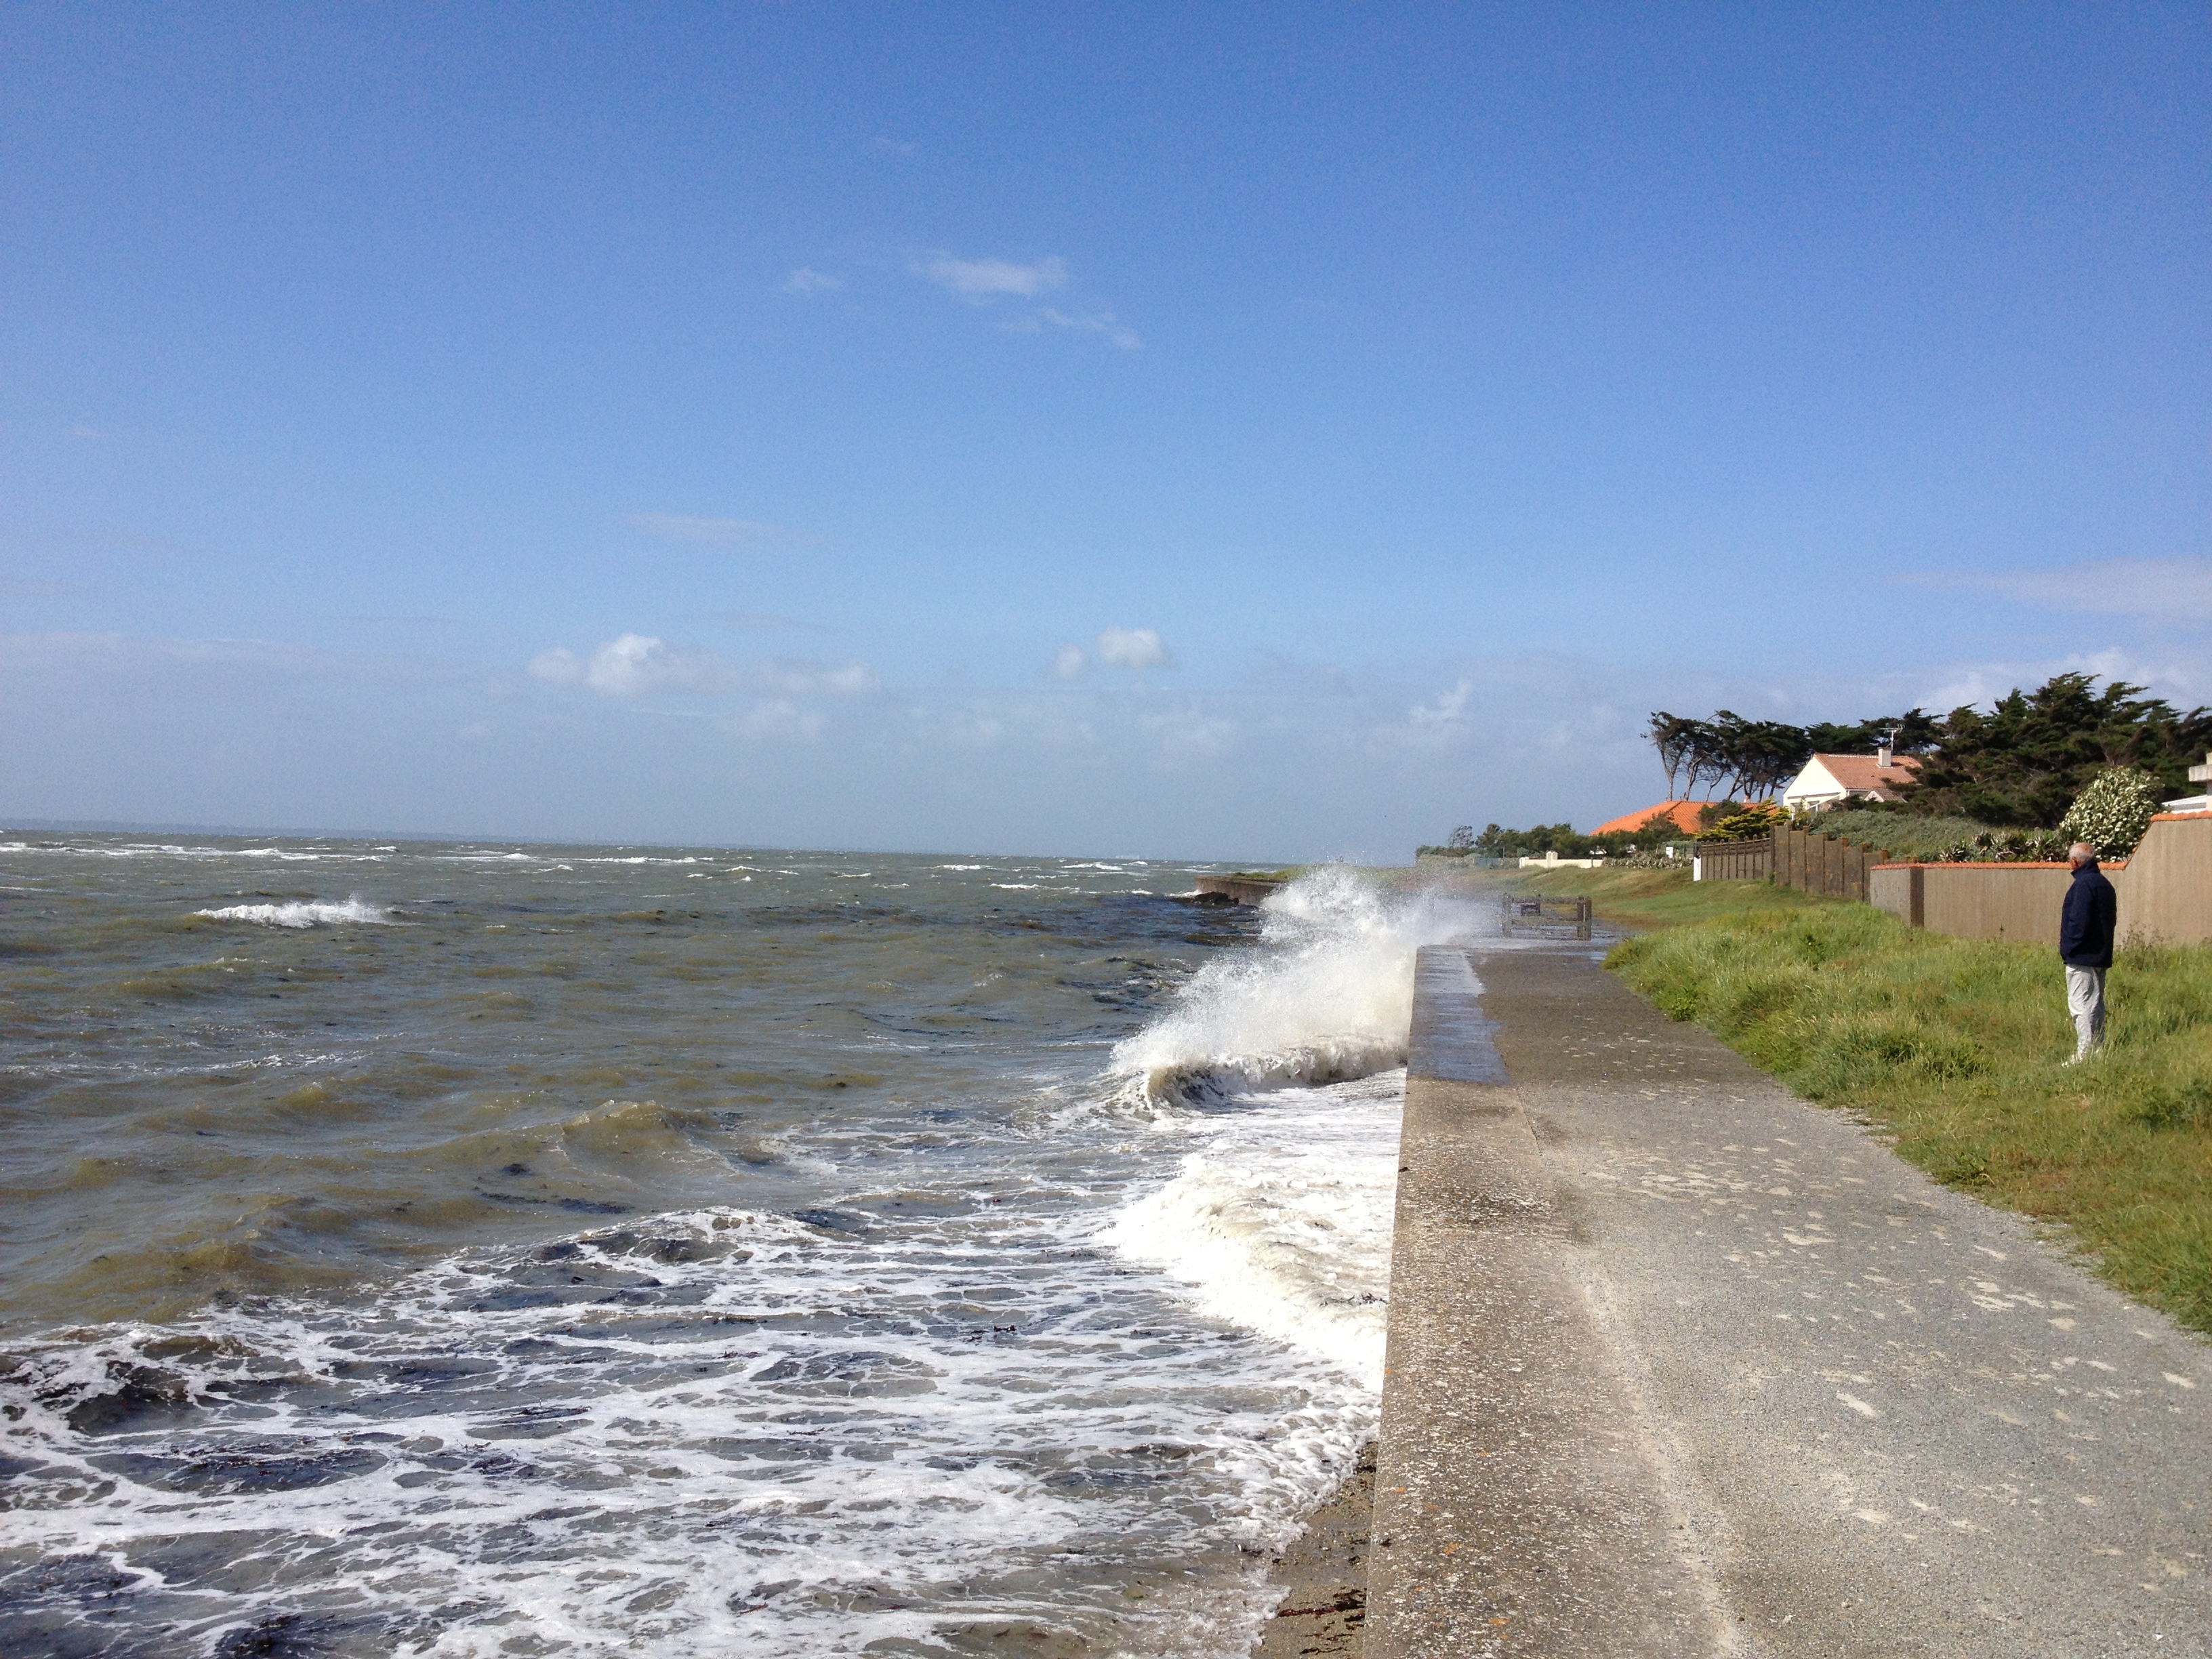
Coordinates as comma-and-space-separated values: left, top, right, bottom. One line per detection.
1799, 752, 1921, 799
1592, 799, 1708, 836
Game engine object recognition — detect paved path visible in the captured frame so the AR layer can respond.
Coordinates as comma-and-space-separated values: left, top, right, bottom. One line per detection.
1365, 943, 2211, 1658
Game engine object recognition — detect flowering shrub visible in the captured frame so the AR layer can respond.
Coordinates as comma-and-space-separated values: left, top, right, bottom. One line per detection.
2057, 767, 2164, 859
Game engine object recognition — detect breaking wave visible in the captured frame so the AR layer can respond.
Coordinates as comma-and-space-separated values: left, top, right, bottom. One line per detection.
192, 897, 399, 928
1100, 1070, 1402, 1390
1111, 865, 1483, 1105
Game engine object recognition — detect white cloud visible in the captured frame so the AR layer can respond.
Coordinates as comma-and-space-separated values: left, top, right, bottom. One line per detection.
1094, 626, 1172, 670
916, 252, 1068, 300
526, 647, 583, 686
762, 661, 880, 697
530, 636, 879, 702
528, 634, 721, 697
783, 267, 846, 294
1406, 679, 1475, 744
1905, 556, 2212, 622
1042, 308, 1142, 350
1141, 708, 1236, 760
626, 514, 810, 546
1052, 644, 1088, 679
910, 703, 1010, 748
728, 699, 826, 743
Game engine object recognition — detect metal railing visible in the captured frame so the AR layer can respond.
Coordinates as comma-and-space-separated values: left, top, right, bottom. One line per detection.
1500, 893, 1593, 940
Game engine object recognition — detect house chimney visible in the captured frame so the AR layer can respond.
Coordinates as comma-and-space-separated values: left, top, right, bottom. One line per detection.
1877, 735, 1894, 771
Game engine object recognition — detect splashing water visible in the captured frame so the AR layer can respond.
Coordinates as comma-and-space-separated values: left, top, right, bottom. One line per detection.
1110, 865, 1489, 1105
0, 838, 1458, 1656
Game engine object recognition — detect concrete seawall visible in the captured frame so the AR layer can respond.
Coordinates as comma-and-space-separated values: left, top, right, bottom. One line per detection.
1354, 941, 2212, 1657
1191, 874, 1287, 906
1366, 947, 1727, 1654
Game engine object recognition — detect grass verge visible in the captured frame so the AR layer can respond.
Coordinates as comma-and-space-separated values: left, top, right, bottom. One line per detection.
1608, 904, 2212, 1334
1490, 863, 1824, 930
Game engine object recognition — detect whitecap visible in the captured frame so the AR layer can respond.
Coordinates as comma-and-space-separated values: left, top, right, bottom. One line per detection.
192, 897, 400, 929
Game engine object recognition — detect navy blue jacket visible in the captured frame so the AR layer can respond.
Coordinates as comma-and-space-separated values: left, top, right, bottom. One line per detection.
2060, 859, 2118, 969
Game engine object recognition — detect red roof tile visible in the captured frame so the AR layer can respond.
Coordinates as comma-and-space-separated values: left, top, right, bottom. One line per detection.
1592, 800, 1708, 836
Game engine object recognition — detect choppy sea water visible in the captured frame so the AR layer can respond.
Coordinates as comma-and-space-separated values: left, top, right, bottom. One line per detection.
0, 836, 1486, 1657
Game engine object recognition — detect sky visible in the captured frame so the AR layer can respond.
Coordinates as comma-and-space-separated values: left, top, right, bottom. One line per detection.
2, 3, 2205, 860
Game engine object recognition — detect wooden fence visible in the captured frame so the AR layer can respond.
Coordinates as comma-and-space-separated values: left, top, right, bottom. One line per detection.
1771, 825, 1893, 901
1696, 826, 1894, 899
1695, 837, 1771, 882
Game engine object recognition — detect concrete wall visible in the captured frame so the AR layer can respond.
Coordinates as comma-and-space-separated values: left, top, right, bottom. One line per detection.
1868, 813, 2212, 947
2120, 811, 2212, 945
1189, 874, 1285, 906
1913, 863, 2075, 946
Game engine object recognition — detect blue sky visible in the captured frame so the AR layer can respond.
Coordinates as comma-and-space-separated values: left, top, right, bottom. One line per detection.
3, 3, 2205, 858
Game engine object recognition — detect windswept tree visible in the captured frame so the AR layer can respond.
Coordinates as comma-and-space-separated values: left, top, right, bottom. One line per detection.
1708, 712, 1814, 800
1650, 704, 1942, 802
1647, 713, 1699, 799
1805, 709, 1940, 756
1681, 718, 1729, 799
1906, 674, 2212, 827
1650, 678, 2207, 827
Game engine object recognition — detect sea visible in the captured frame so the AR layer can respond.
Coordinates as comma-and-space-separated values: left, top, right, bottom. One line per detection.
0, 834, 1488, 1658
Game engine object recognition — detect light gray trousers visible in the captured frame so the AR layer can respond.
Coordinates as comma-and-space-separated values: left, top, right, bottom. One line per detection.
2065, 964, 2106, 1060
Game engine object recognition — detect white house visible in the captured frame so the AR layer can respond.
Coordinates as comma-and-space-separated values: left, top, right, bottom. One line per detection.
1780, 743, 1923, 813
2166, 751, 2212, 815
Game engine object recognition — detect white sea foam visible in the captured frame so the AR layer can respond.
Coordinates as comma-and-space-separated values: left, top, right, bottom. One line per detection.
1113, 865, 1483, 1103
1, 1202, 1359, 1656
192, 897, 400, 928
1101, 1069, 1402, 1389
7, 842, 1435, 1657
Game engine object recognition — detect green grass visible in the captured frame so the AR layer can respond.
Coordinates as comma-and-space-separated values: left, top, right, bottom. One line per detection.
1609, 905, 2212, 1334
1491, 863, 1826, 930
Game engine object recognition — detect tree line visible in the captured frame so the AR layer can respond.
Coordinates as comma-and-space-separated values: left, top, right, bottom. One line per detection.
1650, 673, 2211, 828
1646, 709, 1940, 802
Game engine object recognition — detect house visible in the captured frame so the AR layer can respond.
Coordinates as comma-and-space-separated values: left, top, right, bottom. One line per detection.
1591, 800, 1708, 837
2165, 751, 2212, 815
1780, 743, 1923, 812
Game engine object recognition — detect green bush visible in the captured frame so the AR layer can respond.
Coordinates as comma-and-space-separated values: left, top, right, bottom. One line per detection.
1791, 808, 1992, 860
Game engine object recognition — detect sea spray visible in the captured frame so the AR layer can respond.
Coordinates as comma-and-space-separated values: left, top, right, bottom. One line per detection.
1111, 864, 1488, 1105
1097, 867, 1490, 1471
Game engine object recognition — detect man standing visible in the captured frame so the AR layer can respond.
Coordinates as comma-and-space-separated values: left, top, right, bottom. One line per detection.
2059, 841, 2118, 1064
